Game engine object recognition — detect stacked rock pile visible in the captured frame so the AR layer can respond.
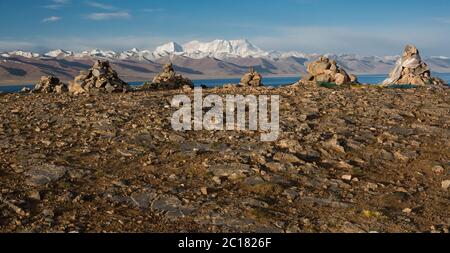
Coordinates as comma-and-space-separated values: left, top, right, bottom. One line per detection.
300, 56, 358, 85
33, 76, 68, 93
69, 60, 130, 94
146, 63, 194, 89
382, 45, 446, 86
240, 67, 263, 87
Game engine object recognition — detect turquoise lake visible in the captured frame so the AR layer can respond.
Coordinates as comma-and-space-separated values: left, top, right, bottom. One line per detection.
1, 73, 449, 93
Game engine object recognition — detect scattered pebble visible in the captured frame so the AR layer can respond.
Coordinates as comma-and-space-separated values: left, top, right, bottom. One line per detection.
342, 175, 352, 181
442, 180, 450, 190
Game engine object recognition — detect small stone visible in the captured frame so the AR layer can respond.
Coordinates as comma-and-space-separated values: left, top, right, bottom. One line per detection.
265, 162, 285, 172
41, 140, 52, 146
336, 161, 353, 170
200, 187, 208, 195
325, 135, 345, 154
365, 182, 378, 191
402, 208, 412, 214
28, 191, 41, 201
283, 189, 299, 200
212, 176, 222, 184
278, 139, 300, 149
342, 175, 352, 181
432, 166, 444, 174
442, 180, 450, 190
273, 152, 301, 164
42, 209, 54, 218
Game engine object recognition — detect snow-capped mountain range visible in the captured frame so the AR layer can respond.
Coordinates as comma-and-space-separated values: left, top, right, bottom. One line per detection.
2, 39, 449, 64
1, 39, 449, 84
0, 39, 410, 61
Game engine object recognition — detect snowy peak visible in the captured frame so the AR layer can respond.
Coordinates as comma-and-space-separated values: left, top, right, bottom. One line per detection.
8, 50, 40, 59
155, 42, 183, 54
182, 39, 268, 58
44, 49, 74, 58
118, 48, 153, 60
146, 39, 271, 59
75, 49, 118, 58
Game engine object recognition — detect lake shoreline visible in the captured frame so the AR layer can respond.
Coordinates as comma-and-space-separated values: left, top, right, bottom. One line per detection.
2, 73, 450, 93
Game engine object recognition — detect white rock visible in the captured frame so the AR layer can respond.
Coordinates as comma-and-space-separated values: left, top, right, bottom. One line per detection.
402, 208, 412, 214
342, 175, 352, 181
442, 180, 450, 190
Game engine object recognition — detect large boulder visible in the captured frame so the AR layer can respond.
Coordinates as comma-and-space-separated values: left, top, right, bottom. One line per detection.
240, 68, 263, 87
33, 76, 68, 93
307, 58, 331, 76
147, 63, 194, 90
382, 45, 447, 86
69, 60, 130, 94
300, 57, 358, 85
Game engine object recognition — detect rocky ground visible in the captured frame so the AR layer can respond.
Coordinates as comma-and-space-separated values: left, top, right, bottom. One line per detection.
0, 84, 449, 233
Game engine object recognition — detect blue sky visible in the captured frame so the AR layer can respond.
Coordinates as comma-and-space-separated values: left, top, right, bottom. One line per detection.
1, 0, 450, 56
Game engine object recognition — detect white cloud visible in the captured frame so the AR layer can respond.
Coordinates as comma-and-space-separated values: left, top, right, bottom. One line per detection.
86, 1, 116, 10
42, 16, 62, 23
86, 12, 131, 20
141, 8, 164, 13
44, 0, 70, 10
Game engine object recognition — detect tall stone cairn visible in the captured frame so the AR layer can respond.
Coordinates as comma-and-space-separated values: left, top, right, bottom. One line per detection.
148, 63, 194, 89
69, 60, 130, 94
300, 56, 359, 85
33, 76, 68, 93
382, 45, 447, 86
240, 67, 263, 87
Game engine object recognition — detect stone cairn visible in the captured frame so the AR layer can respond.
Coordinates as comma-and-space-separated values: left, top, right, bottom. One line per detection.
382, 45, 446, 86
240, 67, 263, 87
146, 63, 194, 89
69, 60, 130, 94
300, 56, 358, 85
33, 76, 68, 93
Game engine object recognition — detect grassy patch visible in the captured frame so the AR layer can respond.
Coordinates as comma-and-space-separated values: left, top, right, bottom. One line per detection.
386, 84, 418, 89
317, 82, 339, 89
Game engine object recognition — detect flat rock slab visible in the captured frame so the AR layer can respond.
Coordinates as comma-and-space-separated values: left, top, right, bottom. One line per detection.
209, 163, 251, 180
151, 194, 195, 219
25, 164, 68, 187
